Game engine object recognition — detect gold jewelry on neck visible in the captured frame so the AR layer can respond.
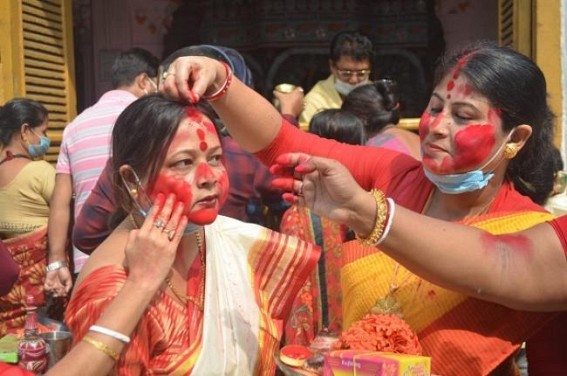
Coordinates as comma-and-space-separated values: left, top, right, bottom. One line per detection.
164, 231, 206, 310
372, 263, 413, 317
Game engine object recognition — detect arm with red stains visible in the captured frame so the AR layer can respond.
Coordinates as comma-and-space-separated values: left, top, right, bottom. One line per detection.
282, 155, 567, 312
161, 56, 421, 195
162, 56, 281, 153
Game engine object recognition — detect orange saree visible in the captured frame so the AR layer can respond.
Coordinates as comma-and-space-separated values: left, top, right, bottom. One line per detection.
341, 211, 557, 376
66, 216, 319, 375
0, 227, 47, 336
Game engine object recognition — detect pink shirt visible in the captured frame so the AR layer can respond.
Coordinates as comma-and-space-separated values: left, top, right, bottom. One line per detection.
56, 90, 137, 270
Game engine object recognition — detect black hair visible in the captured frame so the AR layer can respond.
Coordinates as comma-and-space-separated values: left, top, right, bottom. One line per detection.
0, 98, 48, 147
329, 31, 374, 65
435, 41, 557, 204
341, 79, 400, 136
309, 109, 366, 145
109, 94, 221, 228
111, 48, 160, 88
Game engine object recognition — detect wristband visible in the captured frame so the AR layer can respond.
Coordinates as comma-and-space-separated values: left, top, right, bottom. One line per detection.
89, 325, 131, 344
46, 260, 68, 272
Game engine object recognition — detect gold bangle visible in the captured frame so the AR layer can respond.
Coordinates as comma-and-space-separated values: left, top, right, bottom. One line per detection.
356, 189, 388, 246
82, 335, 120, 361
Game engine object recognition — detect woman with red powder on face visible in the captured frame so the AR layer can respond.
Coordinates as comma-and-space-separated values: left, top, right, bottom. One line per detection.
162, 41, 563, 375
64, 96, 319, 375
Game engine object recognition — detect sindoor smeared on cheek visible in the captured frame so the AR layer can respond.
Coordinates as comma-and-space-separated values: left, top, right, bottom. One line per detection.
447, 124, 496, 172
419, 111, 443, 141
218, 172, 229, 207
150, 173, 193, 212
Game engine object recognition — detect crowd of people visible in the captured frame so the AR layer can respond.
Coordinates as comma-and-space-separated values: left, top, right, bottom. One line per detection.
1, 30, 566, 376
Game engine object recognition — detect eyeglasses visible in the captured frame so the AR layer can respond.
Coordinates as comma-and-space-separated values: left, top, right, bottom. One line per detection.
336, 69, 371, 80
147, 77, 159, 93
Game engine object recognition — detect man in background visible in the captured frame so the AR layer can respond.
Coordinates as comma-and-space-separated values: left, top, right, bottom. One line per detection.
45, 47, 159, 297
299, 31, 374, 130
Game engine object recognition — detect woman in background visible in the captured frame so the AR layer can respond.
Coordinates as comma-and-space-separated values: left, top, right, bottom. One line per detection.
0, 98, 54, 335
341, 79, 421, 159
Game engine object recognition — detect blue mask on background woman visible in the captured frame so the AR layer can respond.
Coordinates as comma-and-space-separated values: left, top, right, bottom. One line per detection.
27, 131, 51, 158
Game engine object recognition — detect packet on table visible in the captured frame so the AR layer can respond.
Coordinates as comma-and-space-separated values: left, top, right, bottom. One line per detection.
323, 349, 431, 376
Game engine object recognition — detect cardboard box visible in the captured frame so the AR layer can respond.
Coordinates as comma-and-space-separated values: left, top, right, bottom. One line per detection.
324, 350, 430, 376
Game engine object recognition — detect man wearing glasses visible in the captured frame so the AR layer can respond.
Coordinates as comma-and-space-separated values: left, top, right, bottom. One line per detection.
299, 31, 374, 130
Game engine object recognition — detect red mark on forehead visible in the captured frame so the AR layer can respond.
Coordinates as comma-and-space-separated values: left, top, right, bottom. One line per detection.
186, 106, 204, 122
452, 53, 472, 79
196, 128, 208, 151
480, 232, 534, 259
447, 80, 455, 92
187, 106, 216, 133
451, 124, 496, 171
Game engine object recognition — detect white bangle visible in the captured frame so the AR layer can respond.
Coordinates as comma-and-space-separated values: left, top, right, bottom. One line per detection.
46, 260, 68, 272
376, 198, 396, 246
89, 325, 131, 344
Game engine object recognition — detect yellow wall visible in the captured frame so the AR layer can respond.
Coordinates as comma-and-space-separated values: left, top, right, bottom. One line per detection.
534, 0, 563, 146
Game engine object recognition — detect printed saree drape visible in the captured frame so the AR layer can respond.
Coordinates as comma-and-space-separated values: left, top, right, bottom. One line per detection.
279, 205, 349, 345
66, 216, 319, 375
341, 211, 558, 376
0, 227, 47, 336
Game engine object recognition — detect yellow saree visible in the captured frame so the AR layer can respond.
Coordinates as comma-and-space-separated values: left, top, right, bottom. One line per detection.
341, 211, 557, 376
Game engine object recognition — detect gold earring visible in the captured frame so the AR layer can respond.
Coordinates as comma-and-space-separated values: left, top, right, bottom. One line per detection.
503, 144, 518, 159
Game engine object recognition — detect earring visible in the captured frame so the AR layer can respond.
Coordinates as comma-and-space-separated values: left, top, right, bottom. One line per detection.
503, 144, 518, 159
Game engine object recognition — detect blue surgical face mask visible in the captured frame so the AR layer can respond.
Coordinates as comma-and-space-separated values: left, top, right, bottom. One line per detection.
335, 78, 368, 96
423, 129, 514, 194
27, 131, 51, 158
423, 168, 494, 194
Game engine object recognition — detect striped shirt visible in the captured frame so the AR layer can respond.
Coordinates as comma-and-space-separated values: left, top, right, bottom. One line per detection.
56, 90, 137, 270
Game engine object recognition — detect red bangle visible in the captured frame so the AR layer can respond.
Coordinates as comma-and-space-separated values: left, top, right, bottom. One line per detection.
202, 61, 232, 101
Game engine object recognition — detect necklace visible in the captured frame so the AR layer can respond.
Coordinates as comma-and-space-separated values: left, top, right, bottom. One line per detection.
371, 263, 413, 317
164, 231, 206, 310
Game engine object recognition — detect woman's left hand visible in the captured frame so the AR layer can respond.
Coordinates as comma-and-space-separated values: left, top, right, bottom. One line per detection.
44, 267, 72, 297
270, 153, 369, 226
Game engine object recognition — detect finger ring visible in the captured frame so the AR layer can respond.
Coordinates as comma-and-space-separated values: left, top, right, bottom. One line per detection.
164, 229, 175, 241
162, 71, 175, 80
154, 218, 165, 229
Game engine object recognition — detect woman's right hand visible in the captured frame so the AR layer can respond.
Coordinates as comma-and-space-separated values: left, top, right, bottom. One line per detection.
124, 193, 187, 291
160, 56, 227, 104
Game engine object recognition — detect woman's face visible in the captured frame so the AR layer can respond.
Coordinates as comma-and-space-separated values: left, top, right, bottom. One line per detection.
149, 109, 229, 225
418, 69, 507, 175
23, 118, 48, 143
